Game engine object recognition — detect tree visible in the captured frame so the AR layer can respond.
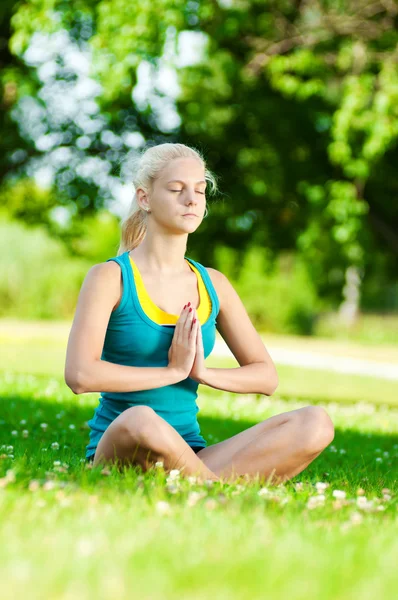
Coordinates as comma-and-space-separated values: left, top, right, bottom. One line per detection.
1, 0, 398, 309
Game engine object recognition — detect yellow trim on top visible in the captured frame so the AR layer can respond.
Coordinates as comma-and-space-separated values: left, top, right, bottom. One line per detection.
129, 257, 212, 325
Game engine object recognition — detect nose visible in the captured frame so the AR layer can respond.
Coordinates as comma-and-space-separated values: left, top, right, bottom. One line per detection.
185, 190, 198, 207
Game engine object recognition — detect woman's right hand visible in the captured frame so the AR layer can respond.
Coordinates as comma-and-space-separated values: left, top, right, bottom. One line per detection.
167, 304, 198, 379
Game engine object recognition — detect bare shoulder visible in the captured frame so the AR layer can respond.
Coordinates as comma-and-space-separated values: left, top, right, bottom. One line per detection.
88, 260, 121, 277
205, 267, 236, 306
204, 267, 225, 298
82, 261, 122, 309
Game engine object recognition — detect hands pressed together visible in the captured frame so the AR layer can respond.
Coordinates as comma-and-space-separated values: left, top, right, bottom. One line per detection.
167, 302, 207, 383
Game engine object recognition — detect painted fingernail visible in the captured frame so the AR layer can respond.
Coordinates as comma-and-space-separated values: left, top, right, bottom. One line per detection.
187, 302, 191, 307
183, 304, 187, 309
193, 318, 196, 323
189, 307, 192, 312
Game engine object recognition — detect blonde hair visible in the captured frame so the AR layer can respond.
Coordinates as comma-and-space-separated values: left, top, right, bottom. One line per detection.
117, 142, 219, 255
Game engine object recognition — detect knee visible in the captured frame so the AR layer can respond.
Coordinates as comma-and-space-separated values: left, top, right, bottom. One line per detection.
300, 405, 335, 454
121, 406, 170, 452
121, 405, 157, 443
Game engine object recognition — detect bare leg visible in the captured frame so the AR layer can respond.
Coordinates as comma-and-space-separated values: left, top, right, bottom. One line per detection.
150, 422, 221, 483
210, 409, 334, 485
92, 405, 220, 483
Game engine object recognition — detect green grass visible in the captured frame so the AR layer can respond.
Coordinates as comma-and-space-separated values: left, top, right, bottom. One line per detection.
1, 322, 398, 599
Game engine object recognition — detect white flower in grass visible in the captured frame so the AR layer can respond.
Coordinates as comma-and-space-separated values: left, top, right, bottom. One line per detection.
166, 472, 181, 488
51, 442, 60, 450
53, 461, 61, 467
187, 492, 201, 506
294, 482, 304, 491
11, 430, 18, 436
332, 490, 346, 499
356, 496, 373, 510
156, 501, 172, 515
307, 495, 325, 509
28, 480, 40, 492
258, 487, 270, 497
375, 457, 383, 462
7, 446, 13, 451
315, 482, 329, 492
20, 419, 27, 425
168, 469, 180, 479
43, 480, 56, 491
40, 423, 48, 430
22, 430, 29, 438
68, 424, 76, 430
383, 494, 391, 501
5, 470, 16, 482
154, 461, 164, 468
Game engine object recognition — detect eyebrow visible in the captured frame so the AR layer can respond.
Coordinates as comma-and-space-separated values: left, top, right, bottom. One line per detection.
167, 179, 206, 185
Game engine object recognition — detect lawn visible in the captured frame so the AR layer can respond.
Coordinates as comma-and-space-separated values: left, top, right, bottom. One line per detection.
0, 320, 397, 600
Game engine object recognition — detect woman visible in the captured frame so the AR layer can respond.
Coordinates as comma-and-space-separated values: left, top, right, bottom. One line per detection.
65, 142, 334, 484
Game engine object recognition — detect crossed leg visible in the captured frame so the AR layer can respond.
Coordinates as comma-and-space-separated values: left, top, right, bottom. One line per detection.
92, 404, 334, 485
91, 405, 221, 482
195, 405, 335, 485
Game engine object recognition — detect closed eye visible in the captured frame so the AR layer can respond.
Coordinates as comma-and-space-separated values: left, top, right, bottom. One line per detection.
171, 190, 205, 194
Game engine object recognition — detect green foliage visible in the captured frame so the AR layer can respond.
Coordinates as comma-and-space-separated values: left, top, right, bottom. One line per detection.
214, 246, 323, 335
1, 0, 398, 308
0, 212, 91, 319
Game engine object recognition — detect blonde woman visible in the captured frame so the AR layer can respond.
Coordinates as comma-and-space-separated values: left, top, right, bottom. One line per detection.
65, 143, 334, 484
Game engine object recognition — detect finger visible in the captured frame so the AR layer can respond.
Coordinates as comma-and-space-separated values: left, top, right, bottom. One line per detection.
176, 305, 187, 343
198, 324, 203, 348
183, 306, 192, 324
184, 307, 194, 333
190, 314, 199, 341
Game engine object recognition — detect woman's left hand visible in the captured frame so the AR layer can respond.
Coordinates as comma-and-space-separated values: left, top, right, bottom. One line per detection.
188, 310, 207, 383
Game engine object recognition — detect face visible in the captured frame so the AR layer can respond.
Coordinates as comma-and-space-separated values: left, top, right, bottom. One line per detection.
137, 157, 207, 231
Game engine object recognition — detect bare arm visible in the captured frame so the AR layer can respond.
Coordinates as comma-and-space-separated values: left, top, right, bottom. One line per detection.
200, 268, 279, 396
64, 262, 183, 395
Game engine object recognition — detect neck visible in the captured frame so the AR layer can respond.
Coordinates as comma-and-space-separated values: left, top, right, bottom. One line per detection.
129, 237, 190, 275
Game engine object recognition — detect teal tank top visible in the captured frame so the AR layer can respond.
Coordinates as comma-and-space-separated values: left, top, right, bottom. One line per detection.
85, 250, 220, 459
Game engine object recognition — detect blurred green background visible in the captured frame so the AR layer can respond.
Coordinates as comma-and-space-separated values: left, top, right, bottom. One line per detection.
1, 0, 397, 340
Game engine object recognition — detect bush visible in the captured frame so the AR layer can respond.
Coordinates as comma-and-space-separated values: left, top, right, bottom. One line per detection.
214, 246, 322, 335
0, 214, 91, 319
